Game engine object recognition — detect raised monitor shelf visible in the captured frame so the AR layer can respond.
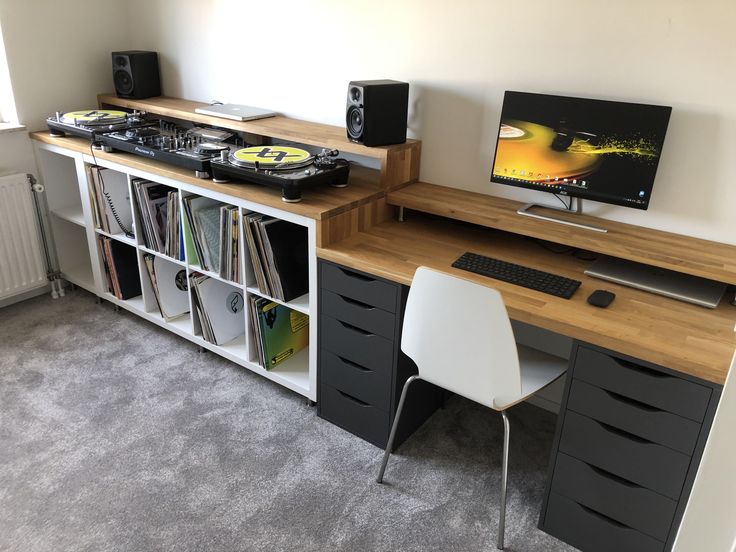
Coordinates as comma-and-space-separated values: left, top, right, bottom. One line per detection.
387, 181, 736, 286
96, 94, 421, 191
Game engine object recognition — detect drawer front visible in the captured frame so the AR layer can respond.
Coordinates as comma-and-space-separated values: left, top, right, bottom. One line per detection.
574, 346, 711, 422
321, 289, 396, 339
321, 315, 394, 372
319, 383, 390, 447
545, 492, 664, 552
567, 379, 701, 455
559, 411, 691, 500
320, 262, 398, 313
552, 452, 677, 542
320, 349, 390, 410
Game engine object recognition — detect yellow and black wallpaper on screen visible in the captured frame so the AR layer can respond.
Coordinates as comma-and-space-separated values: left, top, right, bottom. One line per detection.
490, 92, 672, 209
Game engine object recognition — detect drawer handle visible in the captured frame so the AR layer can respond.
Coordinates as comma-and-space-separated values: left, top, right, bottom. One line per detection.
338, 294, 375, 311
612, 356, 671, 380
603, 389, 661, 413
338, 267, 375, 283
337, 389, 370, 407
578, 503, 631, 530
596, 419, 653, 445
337, 355, 373, 373
338, 320, 375, 337
586, 461, 643, 489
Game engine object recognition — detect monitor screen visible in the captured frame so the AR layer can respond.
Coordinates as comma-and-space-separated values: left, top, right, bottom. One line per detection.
490, 91, 672, 210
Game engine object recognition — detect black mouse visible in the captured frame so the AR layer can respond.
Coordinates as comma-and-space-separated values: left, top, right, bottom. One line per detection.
587, 290, 616, 308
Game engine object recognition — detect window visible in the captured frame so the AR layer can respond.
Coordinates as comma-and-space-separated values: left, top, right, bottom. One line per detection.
0, 20, 19, 125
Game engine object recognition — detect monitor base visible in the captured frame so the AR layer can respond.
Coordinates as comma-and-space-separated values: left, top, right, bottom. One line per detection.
516, 200, 608, 233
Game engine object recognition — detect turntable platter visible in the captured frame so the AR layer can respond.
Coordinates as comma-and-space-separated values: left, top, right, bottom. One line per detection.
229, 146, 314, 169
195, 142, 229, 155
60, 109, 128, 126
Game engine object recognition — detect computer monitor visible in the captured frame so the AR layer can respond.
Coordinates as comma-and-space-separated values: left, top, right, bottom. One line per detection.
490, 91, 672, 211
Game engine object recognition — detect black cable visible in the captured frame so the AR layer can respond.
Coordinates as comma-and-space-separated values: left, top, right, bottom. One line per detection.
552, 193, 571, 210
89, 143, 134, 238
572, 249, 598, 261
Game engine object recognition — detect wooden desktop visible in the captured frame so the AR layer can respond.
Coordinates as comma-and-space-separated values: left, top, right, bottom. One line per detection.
318, 181, 736, 385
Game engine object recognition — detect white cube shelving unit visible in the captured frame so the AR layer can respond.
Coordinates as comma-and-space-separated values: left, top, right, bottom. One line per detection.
33, 140, 318, 401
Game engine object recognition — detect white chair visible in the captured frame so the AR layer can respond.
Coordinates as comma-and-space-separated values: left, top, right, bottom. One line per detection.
376, 266, 567, 550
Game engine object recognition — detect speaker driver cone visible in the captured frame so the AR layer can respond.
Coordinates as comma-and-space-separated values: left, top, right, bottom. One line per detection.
114, 69, 133, 94
346, 105, 363, 139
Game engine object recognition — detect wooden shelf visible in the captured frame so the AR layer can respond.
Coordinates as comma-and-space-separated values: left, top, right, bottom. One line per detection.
245, 286, 310, 316
51, 204, 85, 226
388, 181, 736, 286
96, 94, 421, 191
95, 227, 136, 246
30, 132, 385, 221
317, 214, 736, 385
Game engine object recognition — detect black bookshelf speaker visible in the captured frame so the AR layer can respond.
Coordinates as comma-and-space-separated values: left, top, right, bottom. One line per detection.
346, 80, 409, 147
112, 51, 161, 99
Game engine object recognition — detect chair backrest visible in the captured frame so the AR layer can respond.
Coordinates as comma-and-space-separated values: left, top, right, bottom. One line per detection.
401, 266, 521, 409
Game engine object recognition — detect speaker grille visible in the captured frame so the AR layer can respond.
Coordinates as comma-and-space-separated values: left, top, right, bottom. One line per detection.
346, 105, 363, 139
113, 69, 133, 94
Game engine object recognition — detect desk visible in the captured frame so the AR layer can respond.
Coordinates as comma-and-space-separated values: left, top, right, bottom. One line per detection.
317, 183, 736, 385
317, 213, 735, 385
316, 182, 735, 552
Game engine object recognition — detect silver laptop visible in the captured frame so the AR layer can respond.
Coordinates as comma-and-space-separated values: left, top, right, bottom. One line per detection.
194, 103, 277, 122
585, 256, 727, 309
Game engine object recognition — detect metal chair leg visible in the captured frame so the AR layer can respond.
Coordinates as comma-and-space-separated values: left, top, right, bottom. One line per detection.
376, 374, 420, 483
497, 410, 510, 550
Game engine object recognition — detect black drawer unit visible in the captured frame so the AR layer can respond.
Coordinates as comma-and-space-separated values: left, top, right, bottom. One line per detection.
318, 260, 440, 449
559, 411, 690, 500
319, 384, 391, 447
321, 289, 396, 339
567, 379, 701, 455
574, 346, 712, 422
540, 342, 722, 552
552, 453, 677, 542
320, 261, 398, 313
321, 349, 391, 409
545, 493, 665, 552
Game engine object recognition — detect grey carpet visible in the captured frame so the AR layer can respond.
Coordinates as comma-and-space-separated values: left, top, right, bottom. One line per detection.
0, 290, 576, 552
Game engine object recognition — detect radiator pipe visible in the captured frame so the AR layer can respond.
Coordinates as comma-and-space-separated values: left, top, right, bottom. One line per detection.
28, 174, 64, 298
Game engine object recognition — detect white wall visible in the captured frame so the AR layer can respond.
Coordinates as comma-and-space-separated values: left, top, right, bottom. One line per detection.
0, 0, 131, 188
0, 0, 131, 132
126, 0, 736, 244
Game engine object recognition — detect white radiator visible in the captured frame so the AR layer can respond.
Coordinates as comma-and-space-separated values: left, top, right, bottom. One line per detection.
0, 173, 47, 300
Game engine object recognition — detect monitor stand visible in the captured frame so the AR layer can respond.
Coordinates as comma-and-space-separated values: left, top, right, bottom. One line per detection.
517, 198, 608, 233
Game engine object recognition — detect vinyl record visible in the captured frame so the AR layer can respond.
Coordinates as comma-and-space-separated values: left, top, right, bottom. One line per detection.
60, 110, 128, 126
154, 257, 190, 321
492, 119, 601, 183
229, 146, 313, 170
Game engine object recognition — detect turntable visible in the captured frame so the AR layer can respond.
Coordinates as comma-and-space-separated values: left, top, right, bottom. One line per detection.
46, 109, 155, 141
210, 146, 350, 202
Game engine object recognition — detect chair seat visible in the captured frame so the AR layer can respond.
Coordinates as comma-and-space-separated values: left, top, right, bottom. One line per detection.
494, 345, 567, 410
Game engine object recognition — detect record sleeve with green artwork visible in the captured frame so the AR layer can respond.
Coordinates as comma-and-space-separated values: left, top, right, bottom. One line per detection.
257, 300, 309, 370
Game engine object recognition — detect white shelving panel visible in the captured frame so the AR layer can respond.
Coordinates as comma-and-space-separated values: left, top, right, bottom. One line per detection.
50, 204, 85, 226
32, 140, 318, 401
